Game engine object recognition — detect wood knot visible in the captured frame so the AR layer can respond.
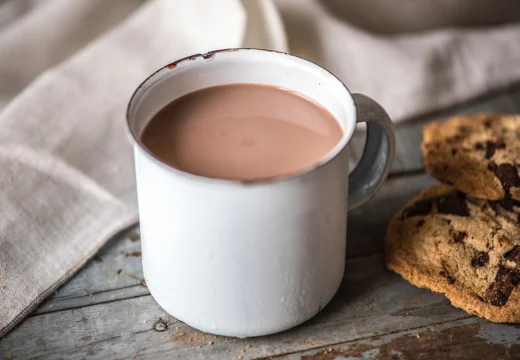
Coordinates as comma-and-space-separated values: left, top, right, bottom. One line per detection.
154, 321, 167, 332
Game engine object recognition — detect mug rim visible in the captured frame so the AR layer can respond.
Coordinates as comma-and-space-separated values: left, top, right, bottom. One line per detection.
126, 48, 356, 186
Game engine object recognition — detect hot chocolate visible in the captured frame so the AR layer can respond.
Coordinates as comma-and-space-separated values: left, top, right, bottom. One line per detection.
140, 83, 343, 181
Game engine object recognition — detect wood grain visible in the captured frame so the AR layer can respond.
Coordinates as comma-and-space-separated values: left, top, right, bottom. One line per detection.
274, 318, 520, 360
1, 86, 520, 358
33, 227, 147, 316
1, 253, 473, 359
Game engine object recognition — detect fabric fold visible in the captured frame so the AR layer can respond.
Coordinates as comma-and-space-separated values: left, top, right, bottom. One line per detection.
0, 0, 246, 337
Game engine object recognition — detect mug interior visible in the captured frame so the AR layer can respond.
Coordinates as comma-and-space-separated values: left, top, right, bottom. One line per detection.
127, 48, 357, 176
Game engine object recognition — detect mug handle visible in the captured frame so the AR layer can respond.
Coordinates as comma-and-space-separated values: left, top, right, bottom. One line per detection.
348, 94, 396, 211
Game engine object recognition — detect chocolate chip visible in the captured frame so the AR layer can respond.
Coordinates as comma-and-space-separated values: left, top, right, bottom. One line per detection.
504, 246, 520, 262
490, 197, 520, 212
435, 192, 470, 217
402, 199, 433, 219
485, 266, 520, 306
481, 140, 505, 159
416, 220, 425, 227
403, 192, 469, 220
452, 231, 467, 243
484, 246, 520, 306
485, 141, 497, 159
483, 119, 492, 128
457, 232, 468, 242
475, 142, 484, 150
488, 162, 498, 171
490, 163, 520, 194
472, 252, 489, 268
451, 149, 458, 156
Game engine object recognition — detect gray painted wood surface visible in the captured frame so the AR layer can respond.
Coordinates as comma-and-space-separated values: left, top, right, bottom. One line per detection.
1, 85, 520, 359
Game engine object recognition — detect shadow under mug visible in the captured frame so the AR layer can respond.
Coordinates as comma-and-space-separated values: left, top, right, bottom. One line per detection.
126, 48, 396, 338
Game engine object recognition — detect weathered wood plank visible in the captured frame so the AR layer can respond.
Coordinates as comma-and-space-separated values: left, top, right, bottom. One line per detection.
274, 317, 520, 360
392, 122, 425, 172
347, 173, 435, 258
33, 284, 149, 316
1, 252, 473, 359
31, 173, 436, 318
32, 227, 146, 315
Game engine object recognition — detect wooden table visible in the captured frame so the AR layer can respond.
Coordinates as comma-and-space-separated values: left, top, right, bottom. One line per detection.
2, 86, 520, 359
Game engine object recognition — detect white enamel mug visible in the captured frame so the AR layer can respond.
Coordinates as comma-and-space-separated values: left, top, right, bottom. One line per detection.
127, 49, 395, 338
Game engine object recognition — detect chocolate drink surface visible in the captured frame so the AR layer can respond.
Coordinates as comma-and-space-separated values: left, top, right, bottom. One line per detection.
141, 83, 343, 181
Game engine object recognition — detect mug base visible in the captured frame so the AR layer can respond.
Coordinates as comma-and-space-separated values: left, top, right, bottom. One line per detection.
146, 281, 340, 338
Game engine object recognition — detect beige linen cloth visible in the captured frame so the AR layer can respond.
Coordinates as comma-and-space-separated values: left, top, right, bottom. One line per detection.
0, 0, 519, 336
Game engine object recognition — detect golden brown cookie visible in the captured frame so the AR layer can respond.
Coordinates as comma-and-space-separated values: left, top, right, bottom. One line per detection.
422, 113, 520, 201
385, 183, 520, 322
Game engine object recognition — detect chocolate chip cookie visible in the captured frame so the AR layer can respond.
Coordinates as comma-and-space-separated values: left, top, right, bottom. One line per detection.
386, 183, 520, 322
422, 113, 520, 201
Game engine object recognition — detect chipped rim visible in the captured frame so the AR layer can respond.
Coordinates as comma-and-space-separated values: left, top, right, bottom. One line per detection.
126, 48, 356, 186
